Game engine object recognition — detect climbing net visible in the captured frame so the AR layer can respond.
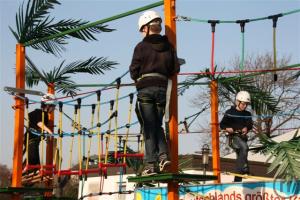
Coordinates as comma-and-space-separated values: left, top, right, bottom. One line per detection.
14, 74, 144, 195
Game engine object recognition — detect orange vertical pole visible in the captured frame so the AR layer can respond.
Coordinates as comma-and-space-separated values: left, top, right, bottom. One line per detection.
164, 0, 179, 200
45, 84, 55, 194
11, 44, 25, 199
210, 80, 221, 183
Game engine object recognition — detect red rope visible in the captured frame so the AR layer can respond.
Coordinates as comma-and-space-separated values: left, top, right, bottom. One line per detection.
211, 31, 215, 75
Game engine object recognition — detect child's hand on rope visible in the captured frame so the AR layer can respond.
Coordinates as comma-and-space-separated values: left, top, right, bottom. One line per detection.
242, 127, 248, 135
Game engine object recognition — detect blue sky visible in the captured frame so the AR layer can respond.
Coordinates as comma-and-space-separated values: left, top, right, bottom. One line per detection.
0, 0, 299, 168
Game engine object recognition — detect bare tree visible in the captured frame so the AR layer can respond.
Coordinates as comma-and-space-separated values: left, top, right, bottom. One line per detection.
231, 53, 300, 137
182, 52, 299, 156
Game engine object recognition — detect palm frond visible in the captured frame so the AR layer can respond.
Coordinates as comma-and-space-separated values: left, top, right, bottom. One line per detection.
54, 78, 80, 96
27, 19, 114, 56
10, 0, 115, 56
25, 55, 49, 86
257, 132, 300, 181
178, 68, 210, 95
219, 75, 280, 114
57, 57, 117, 76
179, 67, 280, 114
11, 0, 60, 42
25, 66, 41, 87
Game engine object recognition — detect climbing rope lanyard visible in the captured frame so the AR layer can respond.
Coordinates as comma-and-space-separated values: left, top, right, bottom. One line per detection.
85, 104, 96, 175
209, 20, 219, 75
114, 78, 121, 160
268, 14, 282, 82
104, 100, 114, 164
123, 93, 134, 163
68, 105, 77, 170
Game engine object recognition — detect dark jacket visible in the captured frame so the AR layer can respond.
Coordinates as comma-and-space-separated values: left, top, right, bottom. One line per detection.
129, 34, 180, 90
220, 106, 253, 131
27, 109, 49, 140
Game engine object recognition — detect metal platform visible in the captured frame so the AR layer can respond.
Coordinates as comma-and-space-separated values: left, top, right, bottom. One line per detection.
128, 173, 217, 183
0, 187, 52, 194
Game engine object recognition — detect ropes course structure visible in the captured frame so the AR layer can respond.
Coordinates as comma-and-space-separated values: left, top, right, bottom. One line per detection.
17, 80, 144, 197
5, 0, 300, 200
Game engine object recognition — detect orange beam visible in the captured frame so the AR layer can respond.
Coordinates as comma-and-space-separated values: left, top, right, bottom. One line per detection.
164, 0, 179, 200
11, 44, 25, 200
210, 80, 221, 183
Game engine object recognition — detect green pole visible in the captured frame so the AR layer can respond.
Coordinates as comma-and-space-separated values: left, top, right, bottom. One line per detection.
24, 1, 163, 46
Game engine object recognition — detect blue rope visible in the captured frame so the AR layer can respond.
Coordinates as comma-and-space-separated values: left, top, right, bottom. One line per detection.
28, 121, 139, 137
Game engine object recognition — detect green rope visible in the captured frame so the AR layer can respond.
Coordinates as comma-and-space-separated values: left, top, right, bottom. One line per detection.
282, 9, 300, 16
177, 8, 300, 24
273, 27, 277, 71
24, 1, 163, 46
240, 32, 245, 73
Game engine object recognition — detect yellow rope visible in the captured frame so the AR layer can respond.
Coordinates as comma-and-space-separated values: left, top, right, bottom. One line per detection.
53, 136, 58, 167
68, 112, 76, 169
85, 107, 95, 171
104, 102, 114, 164
77, 107, 82, 172
123, 97, 133, 163
96, 100, 101, 164
140, 136, 144, 154
114, 87, 120, 159
223, 171, 274, 181
58, 106, 63, 173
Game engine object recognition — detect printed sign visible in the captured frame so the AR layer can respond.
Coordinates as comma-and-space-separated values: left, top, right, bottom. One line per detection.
135, 181, 300, 200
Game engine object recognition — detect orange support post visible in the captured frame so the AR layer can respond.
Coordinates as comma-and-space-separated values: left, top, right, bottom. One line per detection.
11, 44, 25, 199
210, 80, 221, 183
164, 0, 179, 200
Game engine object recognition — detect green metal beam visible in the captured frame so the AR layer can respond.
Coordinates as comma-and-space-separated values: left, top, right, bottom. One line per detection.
128, 173, 217, 183
24, 1, 163, 46
0, 187, 52, 194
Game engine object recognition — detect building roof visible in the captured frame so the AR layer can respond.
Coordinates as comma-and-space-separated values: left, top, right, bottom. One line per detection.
223, 128, 300, 162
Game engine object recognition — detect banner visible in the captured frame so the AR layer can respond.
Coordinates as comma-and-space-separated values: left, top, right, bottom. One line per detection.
135, 181, 300, 200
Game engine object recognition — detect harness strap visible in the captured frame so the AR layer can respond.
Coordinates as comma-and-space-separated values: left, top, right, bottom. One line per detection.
164, 79, 172, 123
137, 73, 167, 81
137, 97, 155, 104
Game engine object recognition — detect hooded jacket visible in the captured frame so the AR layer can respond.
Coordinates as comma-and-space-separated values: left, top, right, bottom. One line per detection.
220, 106, 253, 131
129, 34, 180, 90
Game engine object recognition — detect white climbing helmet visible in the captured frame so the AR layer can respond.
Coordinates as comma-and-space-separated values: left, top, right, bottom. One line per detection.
138, 10, 162, 32
41, 93, 57, 105
236, 91, 251, 103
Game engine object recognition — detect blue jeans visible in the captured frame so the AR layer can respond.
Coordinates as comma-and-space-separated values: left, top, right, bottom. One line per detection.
136, 86, 169, 163
231, 135, 249, 181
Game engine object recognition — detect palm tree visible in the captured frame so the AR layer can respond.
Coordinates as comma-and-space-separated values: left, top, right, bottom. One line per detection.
10, 0, 114, 56
25, 55, 117, 96
9, 0, 118, 189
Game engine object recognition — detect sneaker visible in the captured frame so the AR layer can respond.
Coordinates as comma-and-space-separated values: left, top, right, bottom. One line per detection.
159, 159, 171, 172
141, 165, 157, 176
